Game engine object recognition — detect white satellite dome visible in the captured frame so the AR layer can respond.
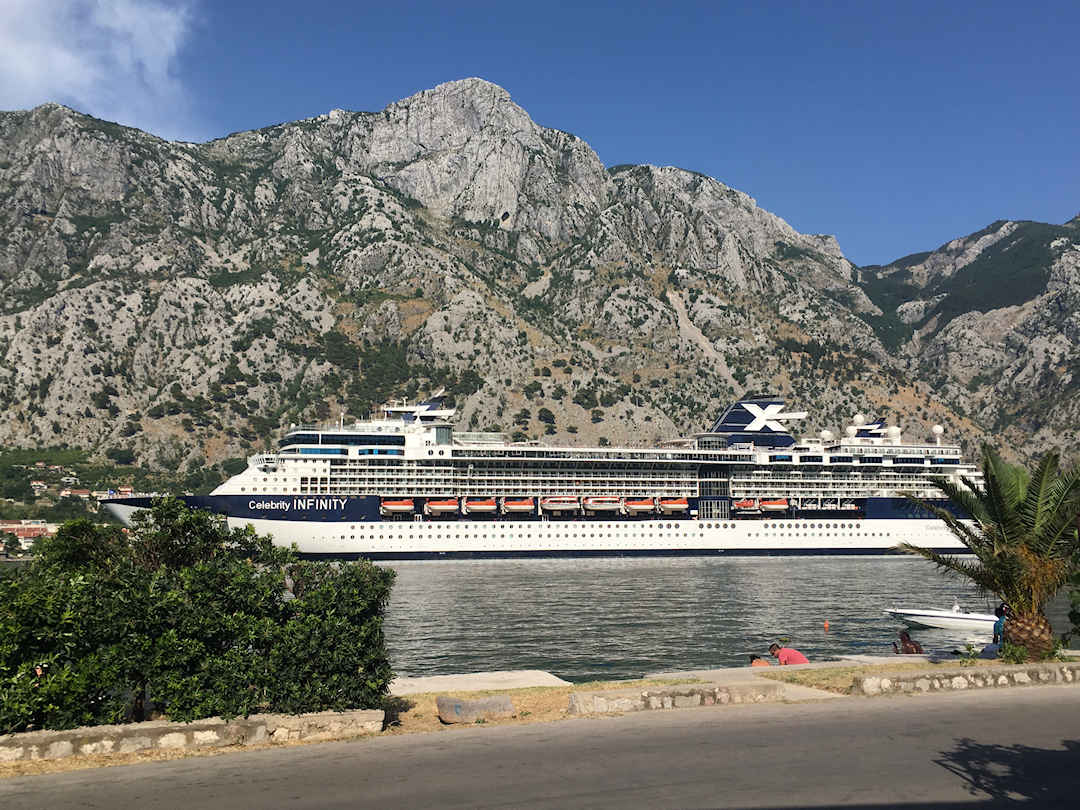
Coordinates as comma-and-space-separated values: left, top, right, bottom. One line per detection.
845, 425, 858, 437
932, 424, 944, 436
820, 429, 834, 441
886, 425, 902, 439
853, 413, 866, 426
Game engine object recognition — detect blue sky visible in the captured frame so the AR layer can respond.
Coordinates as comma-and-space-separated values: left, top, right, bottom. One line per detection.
3, 1, 1078, 265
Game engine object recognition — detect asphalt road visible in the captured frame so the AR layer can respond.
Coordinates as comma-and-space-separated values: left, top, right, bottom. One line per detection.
3, 686, 1079, 809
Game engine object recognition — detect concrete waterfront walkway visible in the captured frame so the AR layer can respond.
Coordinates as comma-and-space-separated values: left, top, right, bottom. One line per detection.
390, 656, 885, 702
390, 669, 572, 695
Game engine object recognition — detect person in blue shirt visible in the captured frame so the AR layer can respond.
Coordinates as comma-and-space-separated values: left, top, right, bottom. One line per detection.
993, 603, 1009, 644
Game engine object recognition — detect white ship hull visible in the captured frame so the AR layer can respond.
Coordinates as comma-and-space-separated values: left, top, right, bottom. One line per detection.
224, 515, 964, 557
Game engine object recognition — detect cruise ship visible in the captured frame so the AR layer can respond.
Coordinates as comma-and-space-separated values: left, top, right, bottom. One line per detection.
103, 395, 972, 558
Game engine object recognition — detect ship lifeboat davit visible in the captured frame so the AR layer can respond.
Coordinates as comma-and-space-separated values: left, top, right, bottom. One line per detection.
501, 497, 535, 514
624, 497, 657, 515
540, 495, 580, 512
658, 497, 689, 514
463, 497, 497, 515
759, 498, 790, 512
380, 498, 414, 516
582, 496, 622, 513
424, 498, 460, 516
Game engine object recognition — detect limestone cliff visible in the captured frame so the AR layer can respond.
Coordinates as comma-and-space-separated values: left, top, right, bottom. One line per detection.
2, 78, 1064, 471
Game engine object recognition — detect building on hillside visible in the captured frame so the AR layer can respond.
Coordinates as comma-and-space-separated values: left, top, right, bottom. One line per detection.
0, 519, 58, 549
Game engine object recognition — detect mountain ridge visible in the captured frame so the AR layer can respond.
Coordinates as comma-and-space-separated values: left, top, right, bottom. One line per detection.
0, 79, 1075, 476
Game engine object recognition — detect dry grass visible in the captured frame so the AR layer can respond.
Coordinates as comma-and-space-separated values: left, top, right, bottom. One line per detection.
0, 678, 703, 780
758, 659, 1006, 694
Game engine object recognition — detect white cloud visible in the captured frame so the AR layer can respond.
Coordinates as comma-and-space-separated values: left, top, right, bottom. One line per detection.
0, 0, 203, 140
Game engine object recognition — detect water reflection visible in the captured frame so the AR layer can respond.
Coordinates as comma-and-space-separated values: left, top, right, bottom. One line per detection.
382, 556, 1069, 682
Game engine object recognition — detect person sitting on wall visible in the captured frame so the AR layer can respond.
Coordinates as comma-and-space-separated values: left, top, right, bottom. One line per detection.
768, 642, 809, 665
749, 654, 771, 667
893, 630, 924, 654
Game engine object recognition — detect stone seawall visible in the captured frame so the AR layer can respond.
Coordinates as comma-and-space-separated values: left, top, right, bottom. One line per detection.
0, 709, 384, 763
568, 681, 786, 714
853, 661, 1080, 696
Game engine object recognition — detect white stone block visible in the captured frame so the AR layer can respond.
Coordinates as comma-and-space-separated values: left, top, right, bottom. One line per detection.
193, 730, 220, 744
951, 677, 967, 690
117, 736, 153, 753
158, 732, 187, 749
45, 741, 74, 759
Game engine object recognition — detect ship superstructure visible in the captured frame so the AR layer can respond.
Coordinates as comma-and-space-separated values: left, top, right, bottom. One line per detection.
104, 395, 973, 557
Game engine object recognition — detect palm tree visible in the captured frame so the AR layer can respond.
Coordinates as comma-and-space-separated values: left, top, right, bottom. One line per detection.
901, 445, 1080, 659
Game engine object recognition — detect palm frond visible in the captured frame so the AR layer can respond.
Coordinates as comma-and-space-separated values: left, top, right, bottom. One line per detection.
900, 492, 988, 555
985, 445, 1029, 507
1021, 450, 1060, 541
980, 454, 1027, 548
896, 543, 1003, 594
1035, 463, 1080, 556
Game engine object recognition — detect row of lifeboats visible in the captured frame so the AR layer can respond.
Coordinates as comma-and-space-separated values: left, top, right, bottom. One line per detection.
732, 498, 862, 514
733, 498, 789, 514
379, 496, 690, 517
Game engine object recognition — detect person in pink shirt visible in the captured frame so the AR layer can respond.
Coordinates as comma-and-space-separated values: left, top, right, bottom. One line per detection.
768, 642, 809, 665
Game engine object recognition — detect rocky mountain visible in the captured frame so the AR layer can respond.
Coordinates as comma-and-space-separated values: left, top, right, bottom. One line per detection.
0, 78, 1072, 475
859, 215, 1080, 458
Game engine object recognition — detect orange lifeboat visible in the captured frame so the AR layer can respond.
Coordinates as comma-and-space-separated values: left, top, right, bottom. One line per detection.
380, 498, 414, 516
733, 499, 758, 511
658, 497, 689, 514
540, 495, 579, 512
582, 496, 621, 512
463, 497, 497, 514
623, 498, 656, 515
759, 498, 789, 512
424, 498, 460, 515
501, 497, 535, 514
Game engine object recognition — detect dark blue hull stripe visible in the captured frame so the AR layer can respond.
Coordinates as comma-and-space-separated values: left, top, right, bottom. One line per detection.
103, 494, 955, 522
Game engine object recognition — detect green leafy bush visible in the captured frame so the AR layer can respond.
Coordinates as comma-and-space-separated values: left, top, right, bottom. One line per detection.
0, 498, 394, 733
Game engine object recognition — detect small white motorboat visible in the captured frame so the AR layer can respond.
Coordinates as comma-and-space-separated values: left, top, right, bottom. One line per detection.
883, 599, 997, 633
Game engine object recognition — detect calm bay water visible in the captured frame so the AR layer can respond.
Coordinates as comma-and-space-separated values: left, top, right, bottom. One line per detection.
382, 556, 1074, 682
